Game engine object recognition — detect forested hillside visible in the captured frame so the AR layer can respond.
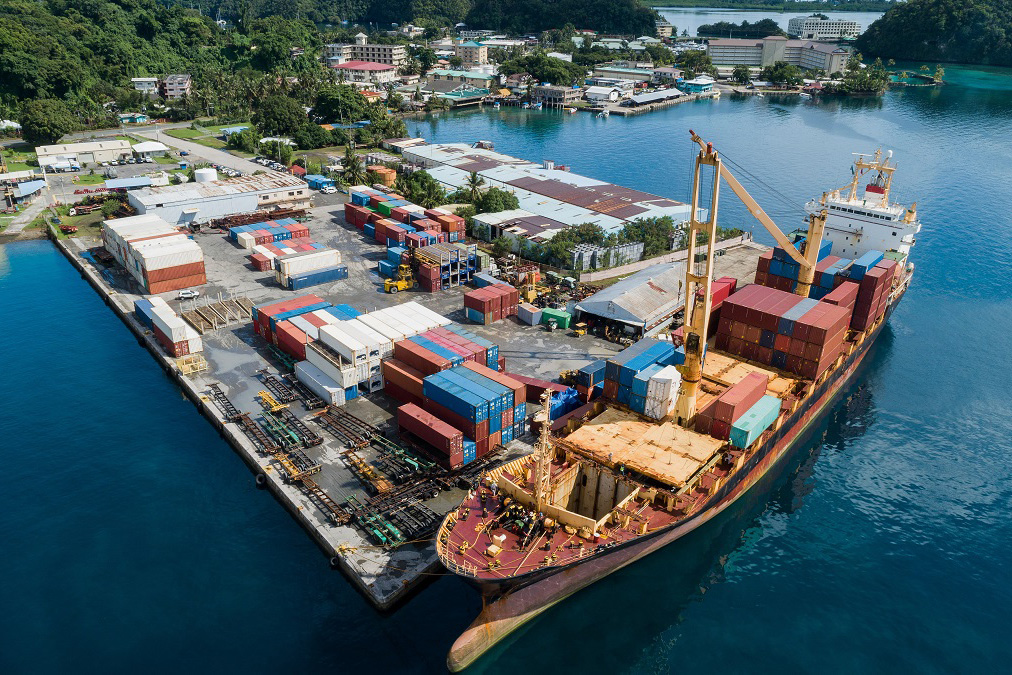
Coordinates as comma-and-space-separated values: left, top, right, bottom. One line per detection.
857, 0, 1012, 66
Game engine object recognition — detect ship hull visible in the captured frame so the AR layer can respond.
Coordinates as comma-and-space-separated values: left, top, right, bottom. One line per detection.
447, 285, 907, 672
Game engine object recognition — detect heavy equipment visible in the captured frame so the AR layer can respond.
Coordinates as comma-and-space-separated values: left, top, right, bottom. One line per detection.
384, 264, 417, 293
572, 322, 588, 337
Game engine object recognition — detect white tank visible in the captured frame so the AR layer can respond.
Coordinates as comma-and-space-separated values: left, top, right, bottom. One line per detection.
194, 168, 218, 183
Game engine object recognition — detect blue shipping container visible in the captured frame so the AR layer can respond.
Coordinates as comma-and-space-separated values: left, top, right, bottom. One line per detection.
269, 301, 331, 331
502, 424, 513, 443
632, 363, 664, 397
629, 393, 647, 414
133, 298, 155, 329
378, 260, 396, 278
729, 395, 781, 448
771, 350, 788, 370
849, 250, 885, 281
451, 366, 513, 409
344, 385, 359, 401
463, 440, 477, 464
287, 266, 349, 291
616, 385, 632, 406
515, 402, 526, 420
387, 246, 408, 264
364, 223, 375, 238
442, 368, 504, 415
605, 339, 662, 382
577, 360, 607, 388
333, 303, 360, 318
465, 307, 490, 324
423, 372, 489, 423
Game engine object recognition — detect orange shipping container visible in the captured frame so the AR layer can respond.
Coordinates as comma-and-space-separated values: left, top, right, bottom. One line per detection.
143, 261, 207, 284
147, 272, 207, 295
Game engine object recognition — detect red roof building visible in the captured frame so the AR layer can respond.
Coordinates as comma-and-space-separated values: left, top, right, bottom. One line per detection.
329, 60, 398, 85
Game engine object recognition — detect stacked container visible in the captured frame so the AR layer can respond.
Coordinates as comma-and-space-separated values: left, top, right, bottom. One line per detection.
576, 360, 607, 402
644, 365, 681, 420
601, 339, 679, 405
295, 360, 346, 406
274, 249, 344, 289
102, 215, 206, 294
851, 258, 896, 331
695, 372, 769, 440
149, 300, 202, 357
398, 403, 465, 468
463, 284, 519, 324
728, 395, 781, 448
716, 284, 852, 380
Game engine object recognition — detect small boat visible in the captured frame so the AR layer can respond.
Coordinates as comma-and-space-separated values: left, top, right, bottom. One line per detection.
596, 110, 609, 118
522, 102, 530, 109
565, 107, 576, 114
493, 101, 501, 109
532, 102, 543, 109
756, 91, 765, 98
800, 92, 812, 99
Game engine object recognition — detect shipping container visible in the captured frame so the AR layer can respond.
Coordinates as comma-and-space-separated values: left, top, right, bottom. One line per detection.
295, 361, 346, 406
423, 370, 490, 423
729, 395, 781, 448
398, 403, 465, 458
712, 372, 769, 424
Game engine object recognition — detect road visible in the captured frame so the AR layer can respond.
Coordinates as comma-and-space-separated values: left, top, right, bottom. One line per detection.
132, 128, 263, 174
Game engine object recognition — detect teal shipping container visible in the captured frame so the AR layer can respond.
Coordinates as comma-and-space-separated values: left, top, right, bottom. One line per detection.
729, 395, 782, 449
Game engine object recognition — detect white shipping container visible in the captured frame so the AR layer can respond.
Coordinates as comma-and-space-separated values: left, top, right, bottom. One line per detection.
183, 324, 203, 353
305, 343, 357, 388
647, 365, 681, 401
404, 301, 451, 327
341, 319, 392, 357
238, 231, 257, 250
311, 309, 343, 325
397, 304, 433, 332
373, 308, 417, 338
150, 305, 188, 342
319, 324, 367, 363
132, 236, 204, 271
295, 361, 346, 407
278, 249, 342, 277
289, 315, 320, 340
356, 313, 406, 342
334, 320, 381, 359
149, 296, 169, 309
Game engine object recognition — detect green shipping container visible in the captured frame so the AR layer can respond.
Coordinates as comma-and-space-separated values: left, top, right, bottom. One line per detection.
540, 308, 571, 330
377, 202, 393, 216
729, 395, 781, 448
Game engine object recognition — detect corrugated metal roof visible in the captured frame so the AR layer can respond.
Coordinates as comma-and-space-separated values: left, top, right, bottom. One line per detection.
629, 88, 684, 104
130, 173, 306, 207
105, 177, 152, 189
14, 180, 46, 198
576, 260, 686, 326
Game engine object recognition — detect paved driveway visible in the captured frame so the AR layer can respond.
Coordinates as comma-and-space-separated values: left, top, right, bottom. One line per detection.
133, 129, 263, 174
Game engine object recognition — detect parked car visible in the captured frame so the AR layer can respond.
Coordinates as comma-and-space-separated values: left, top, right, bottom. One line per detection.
179, 150, 189, 156
177, 289, 200, 300
321, 186, 337, 194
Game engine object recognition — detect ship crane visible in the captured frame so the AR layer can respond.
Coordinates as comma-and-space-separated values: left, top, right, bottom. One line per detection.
673, 130, 828, 425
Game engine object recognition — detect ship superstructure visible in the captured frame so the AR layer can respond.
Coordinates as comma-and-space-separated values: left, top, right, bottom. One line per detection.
806, 149, 921, 260
437, 133, 917, 671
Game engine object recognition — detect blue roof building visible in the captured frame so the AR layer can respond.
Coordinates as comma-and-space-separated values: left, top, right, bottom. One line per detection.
305, 174, 335, 189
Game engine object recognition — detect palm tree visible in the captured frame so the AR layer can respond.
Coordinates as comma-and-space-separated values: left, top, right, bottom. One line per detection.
344, 153, 366, 186
464, 171, 485, 203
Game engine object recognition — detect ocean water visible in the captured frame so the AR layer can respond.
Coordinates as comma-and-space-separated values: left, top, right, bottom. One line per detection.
4, 64, 1012, 673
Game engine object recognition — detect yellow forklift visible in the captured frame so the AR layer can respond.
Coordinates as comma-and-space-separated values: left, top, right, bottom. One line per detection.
384, 265, 417, 293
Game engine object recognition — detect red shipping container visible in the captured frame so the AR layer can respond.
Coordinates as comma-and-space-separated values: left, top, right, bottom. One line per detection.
741, 341, 758, 361
498, 356, 506, 372
788, 337, 806, 357
476, 438, 490, 458
382, 358, 424, 399
715, 332, 730, 351
143, 260, 206, 283
398, 403, 464, 457
384, 380, 423, 407
502, 407, 514, 428
822, 281, 859, 309
423, 397, 489, 440
756, 346, 773, 364
250, 253, 271, 271
489, 431, 502, 449
774, 333, 790, 352
147, 272, 207, 295
757, 250, 772, 273
393, 339, 450, 376
711, 419, 731, 441
275, 320, 310, 361
153, 322, 189, 358
390, 207, 410, 223
603, 379, 619, 400
712, 372, 769, 424
255, 294, 325, 331
744, 324, 761, 344
728, 336, 744, 355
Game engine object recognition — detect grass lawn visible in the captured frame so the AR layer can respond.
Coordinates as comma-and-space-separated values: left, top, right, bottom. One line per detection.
74, 174, 106, 185
192, 137, 226, 149
4, 161, 32, 171
54, 210, 105, 239
0, 215, 14, 231
165, 128, 204, 139
114, 135, 137, 144
153, 155, 179, 165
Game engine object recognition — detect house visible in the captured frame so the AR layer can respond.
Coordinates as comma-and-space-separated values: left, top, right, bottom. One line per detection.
592, 64, 655, 82
681, 77, 714, 94
132, 141, 169, 159
131, 78, 159, 96
118, 112, 148, 124
652, 66, 684, 84
290, 164, 307, 177
533, 84, 583, 106
656, 20, 674, 38
361, 90, 383, 103
584, 86, 624, 103
330, 60, 398, 85
160, 74, 192, 99
455, 41, 489, 67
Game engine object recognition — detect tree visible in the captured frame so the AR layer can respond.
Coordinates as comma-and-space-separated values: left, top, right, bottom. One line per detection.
252, 95, 306, 136
499, 51, 587, 86
491, 237, 512, 258
343, 153, 366, 185
293, 123, 330, 150
464, 171, 485, 202
414, 47, 438, 74
731, 64, 751, 85
679, 50, 716, 79
226, 127, 259, 153
312, 86, 369, 124
760, 61, 803, 87
19, 99, 76, 145
399, 170, 447, 208
474, 187, 519, 214
449, 56, 464, 69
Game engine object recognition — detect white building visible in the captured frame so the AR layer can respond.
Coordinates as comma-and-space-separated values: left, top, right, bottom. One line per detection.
324, 34, 408, 68
787, 16, 861, 40
132, 141, 169, 158
585, 86, 624, 103
131, 77, 159, 96
36, 140, 132, 167
656, 20, 674, 38
330, 60, 398, 85
708, 35, 850, 73
127, 173, 311, 226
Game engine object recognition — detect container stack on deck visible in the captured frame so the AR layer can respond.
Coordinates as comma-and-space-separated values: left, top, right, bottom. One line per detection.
600, 339, 685, 416
229, 218, 308, 250
103, 215, 207, 294
134, 297, 203, 357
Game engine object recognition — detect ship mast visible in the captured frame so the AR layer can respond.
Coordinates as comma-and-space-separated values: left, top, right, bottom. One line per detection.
675, 131, 828, 424
846, 148, 895, 208
531, 390, 553, 512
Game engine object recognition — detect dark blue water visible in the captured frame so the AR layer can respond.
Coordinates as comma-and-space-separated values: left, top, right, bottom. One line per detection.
4, 64, 1012, 673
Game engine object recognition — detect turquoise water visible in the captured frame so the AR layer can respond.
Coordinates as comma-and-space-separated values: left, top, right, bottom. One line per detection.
4, 64, 1012, 672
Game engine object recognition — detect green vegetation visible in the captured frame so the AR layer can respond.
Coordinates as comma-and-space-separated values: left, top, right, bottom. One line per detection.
760, 61, 803, 86
74, 174, 106, 185
165, 128, 204, 139
18, 99, 76, 145
253, 95, 307, 136
467, 0, 658, 35
856, 0, 1012, 66
823, 53, 891, 94
732, 64, 752, 84
394, 170, 447, 209
641, 0, 892, 9
697, 19, 785, 38
498, 52, 588, 87
680, 50, 718, 79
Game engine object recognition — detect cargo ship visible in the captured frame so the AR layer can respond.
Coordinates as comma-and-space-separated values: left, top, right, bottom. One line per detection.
436, 134, 921, 671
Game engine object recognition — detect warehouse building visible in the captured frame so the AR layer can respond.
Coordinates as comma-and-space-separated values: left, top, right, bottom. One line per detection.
127, 173, 311, 226
574, 261, 687, 337
102, 214, 207, 294
402, 143, 694, 234
707, 35, 850, 73
471, 209, 569, 252
35, 140, 132, 167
